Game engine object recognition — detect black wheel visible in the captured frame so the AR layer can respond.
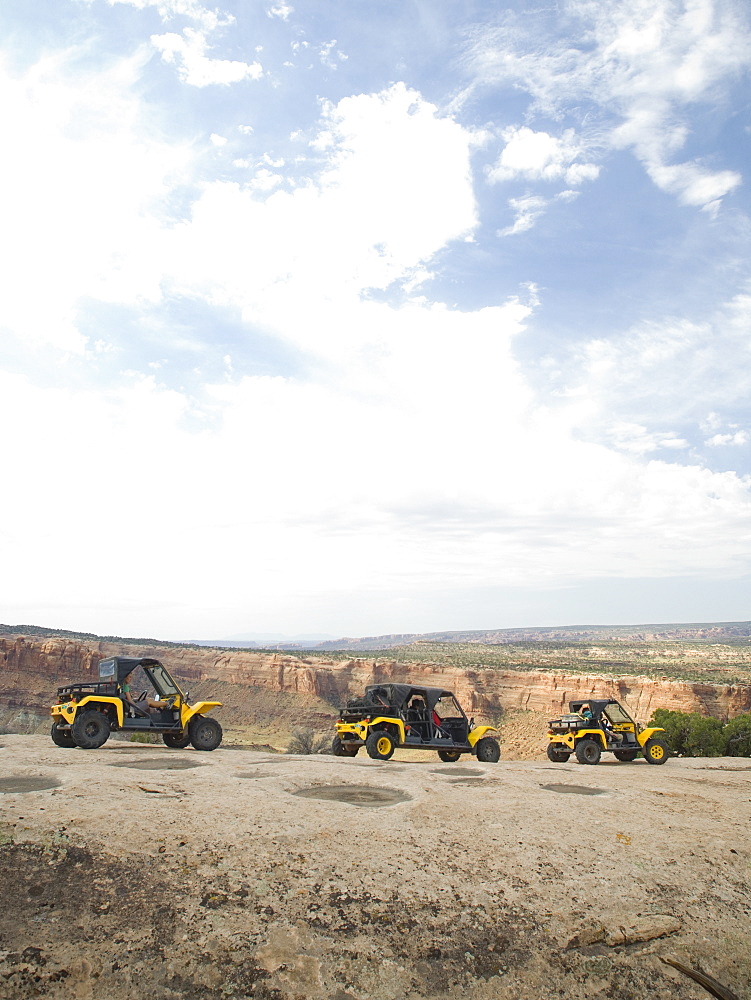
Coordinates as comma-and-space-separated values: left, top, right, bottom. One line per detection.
163, 731, 191, 749
71, 710, 111, 750
547, 743, 571, 763
643, 738, 670, 765
188, 715, 223, 751
50, 721, 76, 748
475, 737, 501, 763
365, 729, 397, 760
332, 735, 359, 757
613, 749, 639, 762
575, 739, 601, 765
438, 749, 462, 762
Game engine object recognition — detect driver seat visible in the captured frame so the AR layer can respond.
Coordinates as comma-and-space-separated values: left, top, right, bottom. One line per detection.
406, 699, 430, 741
122, 693, 152, 719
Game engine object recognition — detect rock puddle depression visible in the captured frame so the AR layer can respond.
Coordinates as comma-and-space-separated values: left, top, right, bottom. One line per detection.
293, 784, 412, 807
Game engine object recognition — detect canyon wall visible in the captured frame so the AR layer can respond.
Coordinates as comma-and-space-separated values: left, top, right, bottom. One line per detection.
2, 635, 751, 731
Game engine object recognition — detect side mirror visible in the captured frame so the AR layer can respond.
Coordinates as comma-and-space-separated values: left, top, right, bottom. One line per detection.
469, 717, 475, 729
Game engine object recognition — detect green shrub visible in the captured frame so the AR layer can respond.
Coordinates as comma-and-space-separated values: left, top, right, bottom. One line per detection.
129, 732, 161, 744
649, 709, 694, 755
683, 715, 727, 757
649, 708, 741, 757
724, 712, 751, 757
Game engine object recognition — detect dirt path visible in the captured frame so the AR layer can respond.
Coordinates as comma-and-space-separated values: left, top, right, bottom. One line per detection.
0, 735, 749, 999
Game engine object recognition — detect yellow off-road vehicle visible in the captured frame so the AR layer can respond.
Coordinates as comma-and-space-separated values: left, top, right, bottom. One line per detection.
333, 683, 501, 762
547, 699, 669, 765
50, 656, 222, 751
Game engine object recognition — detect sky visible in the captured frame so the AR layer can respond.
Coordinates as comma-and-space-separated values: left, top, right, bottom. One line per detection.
1, 0, 750, 642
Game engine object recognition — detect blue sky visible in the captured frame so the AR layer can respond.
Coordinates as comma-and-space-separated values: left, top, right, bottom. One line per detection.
1, 0, 749, 640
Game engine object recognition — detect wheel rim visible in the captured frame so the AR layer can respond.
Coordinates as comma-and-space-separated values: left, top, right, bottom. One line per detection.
84, 721, 100, 737
377, 737, 391, 755
649, 744, 664, 760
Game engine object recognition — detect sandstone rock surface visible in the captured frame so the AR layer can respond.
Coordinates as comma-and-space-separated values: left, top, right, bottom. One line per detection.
0, 736, 748, 1000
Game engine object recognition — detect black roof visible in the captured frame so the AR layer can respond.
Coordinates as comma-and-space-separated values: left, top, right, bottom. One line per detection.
363, 684, 455, 712
99, 656, 163, 684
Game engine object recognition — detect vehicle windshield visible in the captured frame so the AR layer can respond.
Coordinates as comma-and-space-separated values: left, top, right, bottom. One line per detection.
433, 694, 465, 720
143, 664, 181, 698
603, 703, 635, 725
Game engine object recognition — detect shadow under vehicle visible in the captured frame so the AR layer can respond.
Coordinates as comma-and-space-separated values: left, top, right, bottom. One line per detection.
547, 699, 669, 765
333, 683, 500, 762
49, 656, 223, 751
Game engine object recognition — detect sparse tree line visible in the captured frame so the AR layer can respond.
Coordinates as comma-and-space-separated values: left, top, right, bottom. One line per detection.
648, 709, 751, 757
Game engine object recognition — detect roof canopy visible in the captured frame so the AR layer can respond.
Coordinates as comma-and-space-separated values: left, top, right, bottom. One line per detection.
569, 699, 617, 718
364, 684, 456, 712
98, 656, 163, 684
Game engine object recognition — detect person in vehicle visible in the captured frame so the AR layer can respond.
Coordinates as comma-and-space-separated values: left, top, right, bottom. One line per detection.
406, 697, 430, 740
600, 714, 621, 743
407, 697, 426, 718
122, 671, 171, 715
579, 704, 593, 721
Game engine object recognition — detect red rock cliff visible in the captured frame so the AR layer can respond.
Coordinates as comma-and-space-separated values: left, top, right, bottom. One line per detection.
2, 635, 750, 725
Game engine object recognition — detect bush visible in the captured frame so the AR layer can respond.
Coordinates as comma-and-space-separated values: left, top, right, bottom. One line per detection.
683, 715, 726, 757
285, 727, 331, 755
724, 712, 751, 756
649, 709, 694, 755
647, 708, 750, 757
129, 732, 161, 744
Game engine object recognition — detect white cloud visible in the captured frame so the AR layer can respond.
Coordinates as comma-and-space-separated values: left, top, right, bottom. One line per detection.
644, 160, 741, 213
467, 0, 750, 210
2, 10, 750, 635
267, 2, 293, 19
706, 430, 749, 447
3, 305, 750, 635
0, 52, 189, 353
87, 0, 233, 32
319, 40, 348, 69
603, 423, 690, 455
154, 83, 478, 341
567, 294, 751, 417
487, 126, 600, 186
87, 0, 264, 85
151, 27, 263, 85
247, 168, 284, 191
498, 195, 548, 235
546, 293, 751, 476
498, 190, 580, 236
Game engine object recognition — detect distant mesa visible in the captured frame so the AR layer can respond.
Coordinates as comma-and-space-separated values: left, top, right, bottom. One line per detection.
189, 632, 339, 649
3, 620, 751, 654
185, 621, 751, 652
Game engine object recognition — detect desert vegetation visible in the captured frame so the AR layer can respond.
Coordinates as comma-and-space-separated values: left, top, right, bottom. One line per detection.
649, 708, 751, 757
331, 639, 751, 685
284, 727, 331, 755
